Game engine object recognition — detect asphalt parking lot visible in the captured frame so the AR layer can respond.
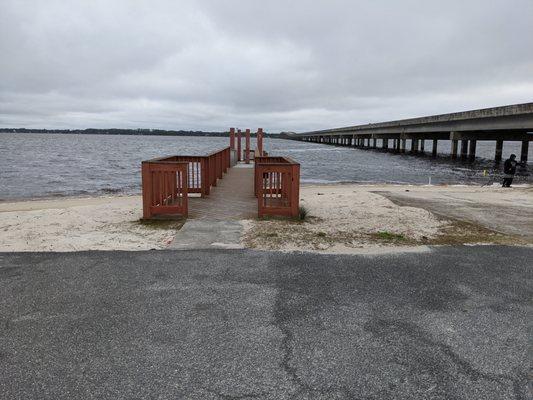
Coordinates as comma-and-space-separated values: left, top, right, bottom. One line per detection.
0, 246, 531, 399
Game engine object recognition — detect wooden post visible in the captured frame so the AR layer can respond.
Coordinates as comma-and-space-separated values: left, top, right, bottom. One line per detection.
141, 162, 152, 219
291, 163, 300, 218
520, 140, 529, 163
257, 128, 263, 156
468, 140, 477, 161
495, 140, 503, 162
245, 129, 251, 163
229, 127, 235, 150
201, 158, 209, 196
432, 140, 438, 157
237, 129, 242, 161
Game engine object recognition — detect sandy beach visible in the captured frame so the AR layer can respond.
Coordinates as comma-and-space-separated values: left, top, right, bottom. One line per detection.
1, 184, 532, 252
0, 195, 180, 251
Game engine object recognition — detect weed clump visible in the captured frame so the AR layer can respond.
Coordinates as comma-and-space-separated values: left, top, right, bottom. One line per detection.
298, 206, 309, 221
374, 231, 405, 241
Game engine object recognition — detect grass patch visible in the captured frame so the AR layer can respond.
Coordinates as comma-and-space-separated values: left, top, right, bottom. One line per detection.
427, 219, 520, 246
243, 214, 529, 252
298, 205, 309, 221
373, 231, 406, 241
136, 218, 186, 230
262, 232, 279, 238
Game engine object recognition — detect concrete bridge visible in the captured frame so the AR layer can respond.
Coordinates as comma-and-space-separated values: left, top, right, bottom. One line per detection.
289, 102, 533, 162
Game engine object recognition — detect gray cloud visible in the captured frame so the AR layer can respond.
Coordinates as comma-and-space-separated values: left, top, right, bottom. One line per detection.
1, 0, 532, 131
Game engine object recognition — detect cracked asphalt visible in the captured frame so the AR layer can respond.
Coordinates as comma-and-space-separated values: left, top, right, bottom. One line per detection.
0, 246, 531, 399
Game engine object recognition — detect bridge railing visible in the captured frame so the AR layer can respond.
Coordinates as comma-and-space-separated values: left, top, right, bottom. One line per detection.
141, 147, 231, 219
254, 156, 300, 218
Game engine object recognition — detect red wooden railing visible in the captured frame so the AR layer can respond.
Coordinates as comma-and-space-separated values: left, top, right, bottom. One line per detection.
142, 147, 231, 219
254, 156, 300, 218
141, 161, 188, 219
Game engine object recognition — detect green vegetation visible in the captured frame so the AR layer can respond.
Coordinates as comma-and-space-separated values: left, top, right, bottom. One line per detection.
137, 219, 185, 230
298, 205, 309, 221
374, 231, 406, 241
264, 232, 279, 238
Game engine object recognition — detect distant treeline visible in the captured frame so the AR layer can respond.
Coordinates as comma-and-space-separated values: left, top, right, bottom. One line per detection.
1, 128, 281, 137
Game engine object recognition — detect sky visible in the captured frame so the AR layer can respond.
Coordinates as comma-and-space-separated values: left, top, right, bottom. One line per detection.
1, 0, 532, 132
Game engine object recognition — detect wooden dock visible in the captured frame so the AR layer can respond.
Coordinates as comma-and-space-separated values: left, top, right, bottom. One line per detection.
141, 128, 300, 220
188, 165, 256, 220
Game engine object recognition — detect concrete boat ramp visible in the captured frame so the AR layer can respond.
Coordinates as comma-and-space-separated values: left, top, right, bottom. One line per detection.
170, 164, 255, 249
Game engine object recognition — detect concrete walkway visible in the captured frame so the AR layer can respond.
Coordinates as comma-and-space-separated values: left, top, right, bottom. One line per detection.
377, 189, 533, 239
170, 163, 256, 249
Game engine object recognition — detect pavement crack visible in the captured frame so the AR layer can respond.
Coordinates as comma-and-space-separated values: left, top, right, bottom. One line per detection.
365, 318, 527, 397
273, 289, 304, 397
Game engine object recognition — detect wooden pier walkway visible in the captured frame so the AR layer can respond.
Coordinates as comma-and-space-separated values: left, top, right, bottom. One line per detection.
187, 164, 256, 220
141, 128, 300, 221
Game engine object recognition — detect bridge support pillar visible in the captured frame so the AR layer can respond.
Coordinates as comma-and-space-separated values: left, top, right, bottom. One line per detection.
451, 140, 458, 159
400, 139, 406, 153
468, 140, 477, 161
460, 139, 468, 159
495, 140, 503, 163
373, 138, 377, 148
521, 140, 529, 163
420, 140, 425, 154
432, 140, 438, 157
410, 139, 416, 153
383, 139, 389, 150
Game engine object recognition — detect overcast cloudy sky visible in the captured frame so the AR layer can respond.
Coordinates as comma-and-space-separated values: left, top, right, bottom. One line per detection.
1, 0, 532, 132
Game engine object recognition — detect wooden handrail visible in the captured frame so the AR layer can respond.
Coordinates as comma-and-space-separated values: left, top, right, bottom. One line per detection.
142, 146, 231, 219
254, 156, 300, 218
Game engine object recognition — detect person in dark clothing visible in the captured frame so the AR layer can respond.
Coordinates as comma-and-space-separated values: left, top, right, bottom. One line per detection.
502, 154, 519, 187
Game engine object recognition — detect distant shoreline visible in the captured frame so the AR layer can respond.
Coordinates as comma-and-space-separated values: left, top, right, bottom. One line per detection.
0, 129, 281, 138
